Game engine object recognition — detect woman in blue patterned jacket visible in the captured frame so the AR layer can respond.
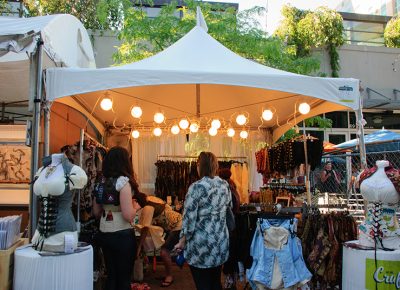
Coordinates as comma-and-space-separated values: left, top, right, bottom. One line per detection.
174, 151, 231, 290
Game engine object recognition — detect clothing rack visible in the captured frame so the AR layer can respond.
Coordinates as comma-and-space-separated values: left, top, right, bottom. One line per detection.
261, 183, 306, 191
80, 131, 107, 151
157, 154, 247, 160
239, 204, 303, 214
77, 129, 107, 232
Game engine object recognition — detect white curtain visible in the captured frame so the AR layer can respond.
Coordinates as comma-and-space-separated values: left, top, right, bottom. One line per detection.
127, 131, 266, 195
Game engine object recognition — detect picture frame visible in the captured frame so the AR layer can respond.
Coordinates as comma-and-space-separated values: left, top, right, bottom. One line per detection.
0, 145, 31, 184
275, 196, 290, 207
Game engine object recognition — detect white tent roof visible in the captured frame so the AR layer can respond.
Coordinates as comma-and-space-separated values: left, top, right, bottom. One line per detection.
46, 10, 360, 142
0, 14, 95, 103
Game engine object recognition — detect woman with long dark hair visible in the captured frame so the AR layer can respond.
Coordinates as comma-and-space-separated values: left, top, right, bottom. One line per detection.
93, 146, 141, 290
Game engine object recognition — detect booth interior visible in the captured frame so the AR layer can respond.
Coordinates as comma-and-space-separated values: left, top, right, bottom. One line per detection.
35, 10, 366, 289
1, 10, 378, 290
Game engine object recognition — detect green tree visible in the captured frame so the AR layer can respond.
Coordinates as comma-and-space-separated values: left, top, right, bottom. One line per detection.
278, 116, 332, 142
114, 0, 320, 75
384, 16, 400, 48
23, 0, 130, 30
275, 5, 344, 77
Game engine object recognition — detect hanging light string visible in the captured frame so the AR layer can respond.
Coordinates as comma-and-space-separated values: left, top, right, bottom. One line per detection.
93, 88, 327, 138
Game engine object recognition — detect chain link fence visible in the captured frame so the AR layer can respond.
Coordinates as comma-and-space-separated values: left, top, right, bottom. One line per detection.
310, 150, 400, 220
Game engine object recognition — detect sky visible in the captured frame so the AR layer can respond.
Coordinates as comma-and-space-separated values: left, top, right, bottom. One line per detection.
213, 0, 340, 34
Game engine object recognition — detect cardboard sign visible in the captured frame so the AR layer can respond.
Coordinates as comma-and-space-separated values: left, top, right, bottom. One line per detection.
366, 258, 400, 289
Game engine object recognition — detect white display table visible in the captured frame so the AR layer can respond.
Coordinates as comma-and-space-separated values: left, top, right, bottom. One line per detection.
342, 241, 400, 290
14, 245, 93, 290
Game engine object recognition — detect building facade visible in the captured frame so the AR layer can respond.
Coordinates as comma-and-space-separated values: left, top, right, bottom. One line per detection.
302, 3, 400, 145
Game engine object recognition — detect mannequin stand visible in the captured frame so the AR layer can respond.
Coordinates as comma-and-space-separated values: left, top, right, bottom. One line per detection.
14, 245, 93, 290
342, 240, 400, 290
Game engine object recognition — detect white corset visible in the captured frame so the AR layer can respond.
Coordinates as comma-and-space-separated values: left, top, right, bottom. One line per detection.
360, 160, 400, 204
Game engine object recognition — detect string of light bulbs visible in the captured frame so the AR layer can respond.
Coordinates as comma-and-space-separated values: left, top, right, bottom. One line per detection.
99, 93, 311, 140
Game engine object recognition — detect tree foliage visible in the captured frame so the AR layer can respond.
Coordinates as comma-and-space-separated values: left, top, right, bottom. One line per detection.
114, 0, 320, 75
23, 0, 129, 30
384, 16, 400, 48
275, 5, 344, 77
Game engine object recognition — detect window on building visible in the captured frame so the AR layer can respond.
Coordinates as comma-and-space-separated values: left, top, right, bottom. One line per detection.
343, 20, 385, 46
306, 130, 324, 141
349, 112, 357, 128
396, 0, 400, 14
350, 133, 357, 140
329, 134, 346, 145
381, 3, 387, 16
363, 112, 400, 129
325, 111, 348, 128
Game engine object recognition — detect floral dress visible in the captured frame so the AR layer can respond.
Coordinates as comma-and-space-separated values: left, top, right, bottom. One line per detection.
181, 176, 231, 268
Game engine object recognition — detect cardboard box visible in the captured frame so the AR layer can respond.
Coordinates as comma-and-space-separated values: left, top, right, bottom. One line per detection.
0, 238, 28, 290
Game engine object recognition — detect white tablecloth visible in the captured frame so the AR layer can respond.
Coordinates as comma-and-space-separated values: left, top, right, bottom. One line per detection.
342, 240, 400, 290
14, 245, 93, 290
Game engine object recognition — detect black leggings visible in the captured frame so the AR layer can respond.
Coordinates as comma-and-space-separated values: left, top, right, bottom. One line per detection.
97, 229, 136, 290
189, 265, 222, 290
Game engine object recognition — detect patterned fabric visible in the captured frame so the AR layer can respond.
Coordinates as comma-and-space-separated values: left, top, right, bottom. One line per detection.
359, 163, 400, 194
181, 176, 231, 268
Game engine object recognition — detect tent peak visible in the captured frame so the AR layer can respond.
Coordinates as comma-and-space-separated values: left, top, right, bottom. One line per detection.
196, 6, 208, 32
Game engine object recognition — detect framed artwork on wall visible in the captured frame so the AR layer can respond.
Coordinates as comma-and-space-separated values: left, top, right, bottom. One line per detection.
0, 145, 31, 184
276, 196, 290, 207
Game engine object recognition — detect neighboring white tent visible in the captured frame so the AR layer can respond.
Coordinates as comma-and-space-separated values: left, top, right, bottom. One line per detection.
0, 14, 96, 104
0, 14, 96, 236
45, 10, 361, 143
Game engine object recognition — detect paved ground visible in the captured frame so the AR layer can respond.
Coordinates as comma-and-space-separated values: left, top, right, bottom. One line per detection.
138, 262, 195, 289
136, 261, 248, 290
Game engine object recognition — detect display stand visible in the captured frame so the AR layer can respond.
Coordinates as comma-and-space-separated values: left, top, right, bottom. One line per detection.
342, 241, 400, 290
14, 245, 93, 290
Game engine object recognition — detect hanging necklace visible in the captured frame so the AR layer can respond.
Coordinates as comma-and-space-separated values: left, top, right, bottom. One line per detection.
45, 162, 61, 178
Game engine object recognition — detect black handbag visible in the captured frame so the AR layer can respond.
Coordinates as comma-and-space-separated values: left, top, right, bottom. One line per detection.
226, 206, 236, 231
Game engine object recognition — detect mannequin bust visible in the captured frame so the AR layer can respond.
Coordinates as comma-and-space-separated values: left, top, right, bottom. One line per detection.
32, 153, 88, 252
358, 160, 400, 249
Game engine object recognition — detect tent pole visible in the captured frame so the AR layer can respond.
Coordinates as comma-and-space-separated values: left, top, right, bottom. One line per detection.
356, 109, 367, 169
196, 84, 200, 117
76, 128, 84, 234
43, 102, 50, 156
29, 37, 44, 239
302, 121, 311, 205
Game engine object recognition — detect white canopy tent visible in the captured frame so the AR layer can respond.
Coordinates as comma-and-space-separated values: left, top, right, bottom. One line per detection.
0, 14, 96, 104
0, 14, 96, 236
46, 19, 361, 142
45, 8, 367, 197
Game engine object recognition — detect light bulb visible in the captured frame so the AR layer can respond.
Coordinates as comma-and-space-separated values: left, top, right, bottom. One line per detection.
262, 109, 273, 121
211, 119, 221, 129
153, 127, 162, 136
171, 125, 180, 135
154, 112, 165, 124
131, 106, 142, 118
179, 119, 189, 130
227, 128, 235, 137
240, 130, 248, 139
131, 130, 140, 139
236, 114, 247, 126
208, 127, 218, 136
299, 102, 310, 115
100, 98, 113, 111
190, 123, 199, 133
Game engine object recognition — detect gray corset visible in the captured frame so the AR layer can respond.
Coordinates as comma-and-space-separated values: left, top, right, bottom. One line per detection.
37, 156, 77, 238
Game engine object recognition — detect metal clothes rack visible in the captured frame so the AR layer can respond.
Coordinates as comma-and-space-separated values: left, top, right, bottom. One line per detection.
261, 183, 306, 191
77, 129, 108, 232
156, 154, 247, 160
